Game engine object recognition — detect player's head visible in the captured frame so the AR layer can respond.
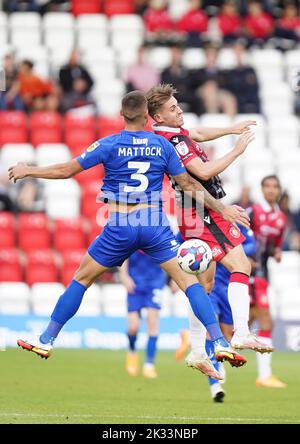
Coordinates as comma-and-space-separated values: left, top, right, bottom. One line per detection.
261, 175, 281, 204
121, 91, 148, 126
146, 83, 184, 128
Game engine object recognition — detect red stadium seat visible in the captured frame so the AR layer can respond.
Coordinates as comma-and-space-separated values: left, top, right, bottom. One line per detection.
87, 220, 104, 245
75, 164, 104, 185
81, 181, 107, 221
61, 249, 85, 286
25, 250, 58, 285
18, 213, 51, 252
0, 212, 16, 249
53, 217, 86, 252
103, 0, 134, 17
64, 128, 96, 157
71, 0, 102, 15
0, 111, 27, 144
0, 248, 22, 282
98, 116, 124, 138
64, 113, 97, 131
30, 111, 63, 146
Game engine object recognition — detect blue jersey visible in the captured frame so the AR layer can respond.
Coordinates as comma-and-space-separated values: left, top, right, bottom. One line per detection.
76, 130, 185, 204
128, 250, 166, 290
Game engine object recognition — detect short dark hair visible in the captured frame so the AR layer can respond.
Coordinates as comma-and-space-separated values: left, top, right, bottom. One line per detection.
22, 60, 34, 69
146, 83, 177, 118
261, 175, 281, 188
121, 90, 148, 123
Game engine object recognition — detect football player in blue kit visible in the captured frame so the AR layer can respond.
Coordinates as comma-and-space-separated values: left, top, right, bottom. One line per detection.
120, 250, 167, 379
9, 91, 249, 378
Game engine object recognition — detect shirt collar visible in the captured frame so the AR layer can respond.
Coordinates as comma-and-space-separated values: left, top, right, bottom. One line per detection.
259, 197, 279, 213
152, 124, 181, 133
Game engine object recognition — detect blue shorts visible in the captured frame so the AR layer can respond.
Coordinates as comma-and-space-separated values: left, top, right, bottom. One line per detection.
210, 282, 233, 326
127, 286, 164, 312
88, 207, 179, 268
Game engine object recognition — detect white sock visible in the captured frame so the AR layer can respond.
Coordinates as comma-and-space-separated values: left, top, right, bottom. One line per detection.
187, 304, 207, 355
228, 277, 250, 337
256, 337, 273, 379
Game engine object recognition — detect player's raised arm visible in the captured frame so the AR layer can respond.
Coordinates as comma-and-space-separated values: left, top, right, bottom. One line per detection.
189, 120, 257, 143
184, 130, 255, 181
173, 171, 250, 229
8, 159, 83, 183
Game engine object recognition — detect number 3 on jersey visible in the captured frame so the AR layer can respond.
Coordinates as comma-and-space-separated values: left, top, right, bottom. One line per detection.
124, 161, 150, 192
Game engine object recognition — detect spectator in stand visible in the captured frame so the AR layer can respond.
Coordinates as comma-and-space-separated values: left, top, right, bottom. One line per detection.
234, 185, 253, 209
143, 0, 175, 45
191, 43, 237, 116
0, 54, 24, 111
244, 0, 274, 47
125, 45, 161, 93
176, 0, 209, 47
60, 78, 97, 114
134, 0, 149, 15
18, 60, 58, 112
274, 2, 300, 48
293, 205, 300, 251
217, 0, 243, 44
14, 176, 45, 213
161, 45, 204, 115
3, 0, 39, 12
279, 191, 298, 250
59, 49, 94, 96
0, 164, 15, 212
222, 42, 261, 113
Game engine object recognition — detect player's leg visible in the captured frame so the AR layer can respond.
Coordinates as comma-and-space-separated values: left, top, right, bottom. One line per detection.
126, 310, 141, 376
253, 279, 286, 388
220, 245, 273, 353
197, 261, 216, 294
143, 308, 160, 378
17, 253, 109, 358
160, 257, 247, 371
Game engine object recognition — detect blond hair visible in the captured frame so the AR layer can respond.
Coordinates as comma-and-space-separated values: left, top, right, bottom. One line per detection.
146, 84, 177, 118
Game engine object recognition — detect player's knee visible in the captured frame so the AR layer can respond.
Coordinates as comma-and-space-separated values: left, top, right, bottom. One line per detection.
231, 256, 251, 276
73, 266, 95, 288
204, 278, 215, 294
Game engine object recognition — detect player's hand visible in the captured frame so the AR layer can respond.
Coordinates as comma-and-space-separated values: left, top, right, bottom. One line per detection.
8, 162, 29, 183
122, 276, 136, 294
233, 130, 255, 156
230, 120, 257, 134
221, 205, 250, 229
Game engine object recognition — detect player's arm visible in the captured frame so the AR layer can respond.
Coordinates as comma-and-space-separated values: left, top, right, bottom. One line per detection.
8, 159, 83, 183
120, 260, 136, 293
189, 120, 257, 143
173, 172, 250, 228
186, 131, 255, 181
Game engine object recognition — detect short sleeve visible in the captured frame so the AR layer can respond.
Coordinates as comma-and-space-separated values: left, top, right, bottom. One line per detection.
164, 139, 186, 177
76, 140, 104, 170
169, 134, 198, 166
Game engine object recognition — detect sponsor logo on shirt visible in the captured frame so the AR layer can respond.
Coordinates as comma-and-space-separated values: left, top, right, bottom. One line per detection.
86, 141, 99, 152
175, 141, 189, 156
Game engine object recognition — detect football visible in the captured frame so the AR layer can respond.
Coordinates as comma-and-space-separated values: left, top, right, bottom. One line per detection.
177, 239, 212, 275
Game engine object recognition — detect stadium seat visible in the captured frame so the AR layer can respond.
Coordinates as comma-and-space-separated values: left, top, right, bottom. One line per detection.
31, 282, 65, 316
168, 0, 189, 20
0, 111, 27, 145
15, 45, 49, 79
172, 291, 188, 317
9, 12, 41, 48
98, 116, 124, 138
261, 82, 294, 117
102, 284, 127, 316
233, 114, 267, 150
110, 15, 144, 50
18, 213, 50, 252
217, 48, 239, 69
0, 212, 16, 249
43, 13, 75, 51
182, 48, 205, 70
53, 217, 86, 252
0, 144, 35, 169
25, 250, 58, 286
103, 0, 134, 17
77, 14, 108, 50
60, 249, 85, 287
146, 47, 172, 71
64, 113, 97, 131
30, 112, 63, 146
75, 164, 104, 186
0, 248, 22, 282
81, 181, 107, 220
72, 0, 102, 15
87, 220, 105, 245
64, 127, 97, 156
0, 282, 31, 315
76, 283, 102, 316
268, 116, 299, 152
200, 114, 233, 152
44, 179, 81, 219
36, 143, 71, 166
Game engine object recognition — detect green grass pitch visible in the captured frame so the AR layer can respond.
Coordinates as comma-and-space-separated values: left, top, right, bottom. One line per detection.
1, 349, 300, 424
